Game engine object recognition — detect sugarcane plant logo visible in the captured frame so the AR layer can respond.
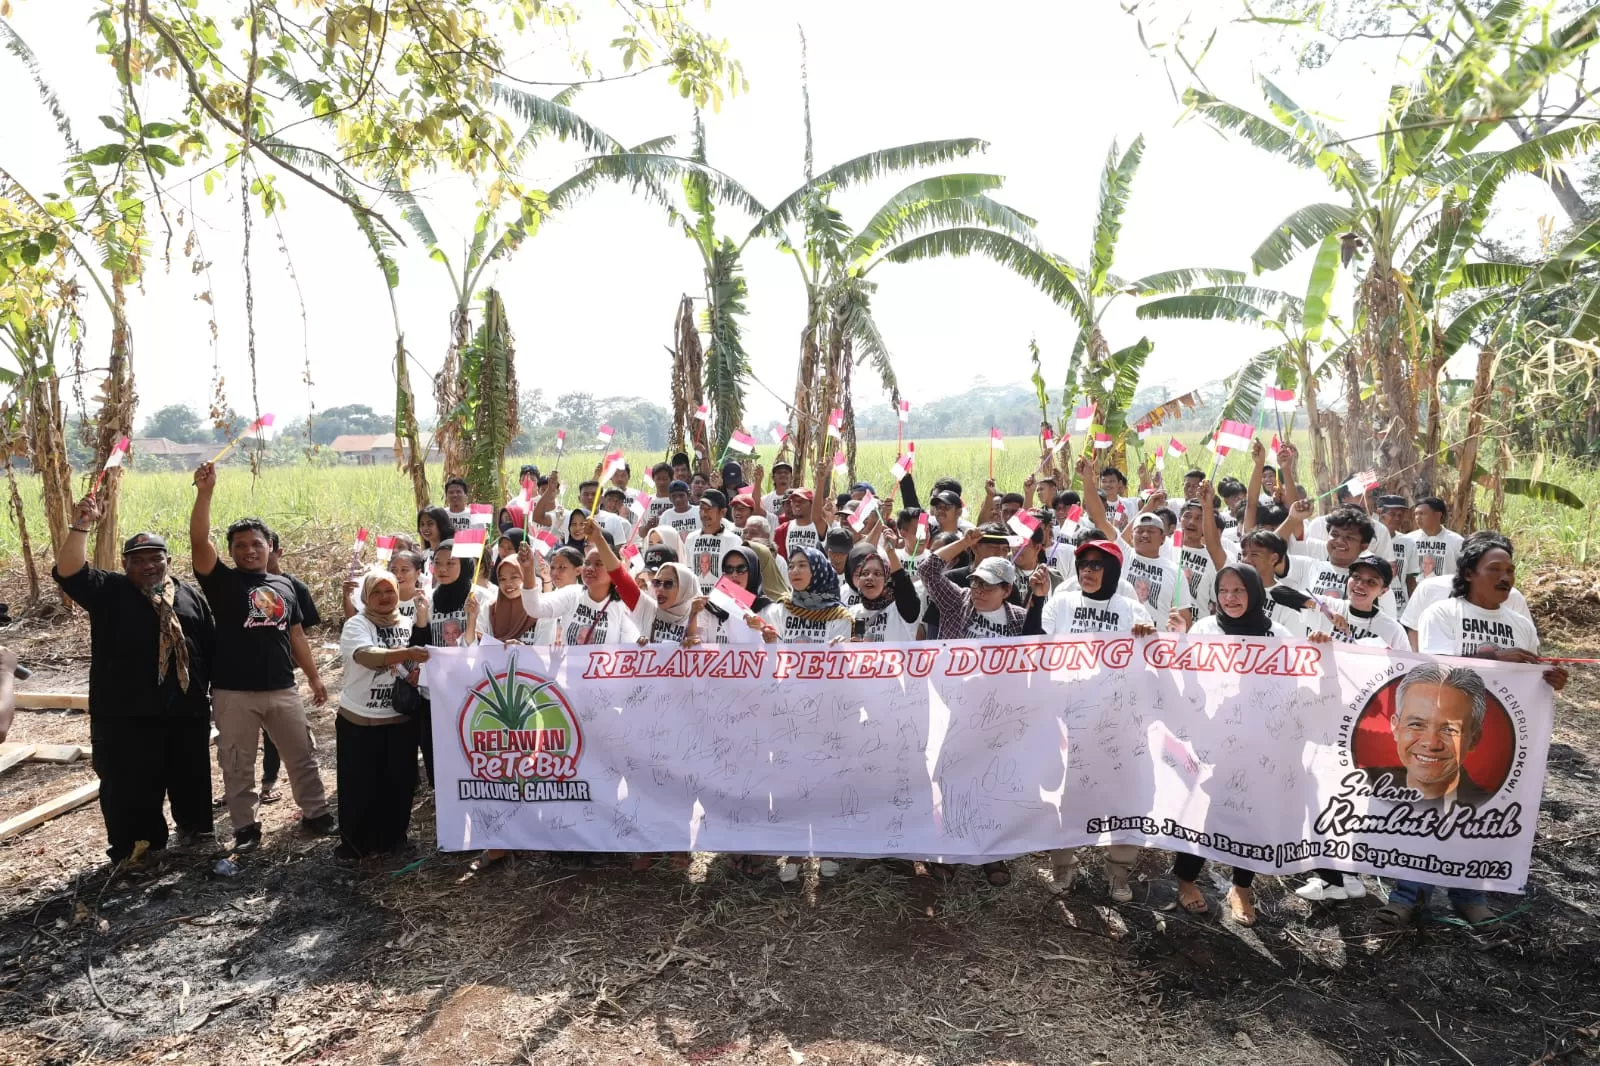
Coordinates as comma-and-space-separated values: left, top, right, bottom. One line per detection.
455, 651, 591, 802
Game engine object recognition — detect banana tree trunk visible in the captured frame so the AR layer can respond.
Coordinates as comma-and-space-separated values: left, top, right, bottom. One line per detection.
435, 307, 471, 482
1449, 346, 1497, 534
91, 275, 135, 570
3, 454, 40, 608
464, 289, 517, 507
789, 309, 823, 485
1322, 412, 1346, 514
672, 295, 708, 459
1340, 350, 1365, 477
1359, 269, 1420, 488
1418, 324, 1444, 495
1485, 437, 1510, 531
393, 338, 430, 512
1292, 346, 1331, 496
23, 360, 72, 555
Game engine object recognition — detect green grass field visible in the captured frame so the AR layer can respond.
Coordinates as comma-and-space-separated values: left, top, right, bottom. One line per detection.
3, 435, 1595, 566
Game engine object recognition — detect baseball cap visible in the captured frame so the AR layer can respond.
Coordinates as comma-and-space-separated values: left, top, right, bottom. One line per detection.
668, 480, 690, 495
643, 545, 678, 570
1349, 552, 1394, 587
789, 487, 814, 502
1131, 513, 1165, 530
731, 489, 756, 508
930, 490, 961, 508
850, 481, 876, 496
824, 528, 855, 554
971, 557, 1017, 587
701, 489, 728, 509
1376, 494, 1408, 509
122, 532, 168, 555
1075, 539, 1123, 566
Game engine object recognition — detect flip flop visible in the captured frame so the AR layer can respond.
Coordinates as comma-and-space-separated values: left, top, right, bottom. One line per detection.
982, 861, 1011, 887
1228, 888, 1257, 927
1177, 882, 1209, 914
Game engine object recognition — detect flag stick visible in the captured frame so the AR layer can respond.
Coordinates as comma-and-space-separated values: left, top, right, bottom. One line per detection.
988, 434, 994, 480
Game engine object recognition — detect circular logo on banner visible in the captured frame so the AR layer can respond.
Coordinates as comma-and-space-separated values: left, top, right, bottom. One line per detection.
456, 651, 585, 789
1350, 664, 1514, 807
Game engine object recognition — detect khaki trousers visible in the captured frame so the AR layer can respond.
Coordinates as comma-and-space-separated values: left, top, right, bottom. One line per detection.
213, 688, 329, 829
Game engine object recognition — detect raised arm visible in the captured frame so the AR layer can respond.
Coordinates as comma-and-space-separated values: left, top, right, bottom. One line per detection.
58, 495, 100, 578
1244, 439, 1265, 533
531, 472, 561, 527
1276, 443, 1301, 520
1199, 478, 1226, 568
190, 462, 220, 576
1075, 454, 1114, 539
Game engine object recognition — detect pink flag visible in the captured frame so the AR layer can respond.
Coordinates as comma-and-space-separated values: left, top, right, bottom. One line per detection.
375, 534, 396, 562
246, 413, 277, 439
727, 430, 756, 455
1136, 421, 1153, 440
826, 408, 844, 439
1269, 434, 1282, 465
1216, 419, 1255, 451
601, 449, 626, 481
450, 528, 486, 560
769, 425, 789, 446
694, 403, 710, 423
1066, 504, 1083, 523
1154, 443, 1166, 471
596, 424, 614, 443
621, 542, 641, 563
708, 575, 756, 616
832, 450, 848, 477
917, 511, 930, 542
890, 449, 914, 482
556, 429, 566, 452
469, 503, 494, 527
898, 400, 911, 423
352, 528, 369, 552
1041, 425, 1054, 446
1073, 404, 1097, 432
1264, 385, 1297, 411
102, 436, 131, 470
1168, 438, 1188, 456
1093, 432, 1113, 451
1007, 509, 1040, 541
530, 530, 559, 556
989, 427, 1005, 450
1173, 529, 1183, 549
848, 491, 878, 530
629, 492, 652, 519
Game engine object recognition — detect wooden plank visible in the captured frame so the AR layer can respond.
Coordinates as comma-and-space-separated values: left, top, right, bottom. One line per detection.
15, 692, 88, 711
0, 745, 36, 776
0, 781, 100, 841
28, 744, 87, 764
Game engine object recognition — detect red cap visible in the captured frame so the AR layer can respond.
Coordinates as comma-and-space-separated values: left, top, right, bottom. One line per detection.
789, 488, 814, 502
732, 489, 756, 507
1075, 539, 1123, 566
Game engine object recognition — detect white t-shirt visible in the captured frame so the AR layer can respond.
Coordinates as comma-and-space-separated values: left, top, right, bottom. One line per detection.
1417, 598, 1540, 656
1265, 589, 1322, 638
338, 614, 415, 720
1387, 532, 1413, 612
1286, 549, 1399, 616
1399, 528, 1463, 583
1318, 596, 1409, 650
761, 489, 786, 517
519, 583, 644, 646
686, 531, 743, 593
664, 508, 703, 542
783, 521, 821, 558
646, 496, 673, 523
446, 507, 473, 532
1188, 616, 1295, 638
770, 604, 852, 644
1124, 552, 1193, 615
850, 590, 923, 643
1041, 588, 1152, 635
1302, 513, 1390, 560
1402, 574, 1530, 630
692, 604, 768, 645
593, 509, 633, 547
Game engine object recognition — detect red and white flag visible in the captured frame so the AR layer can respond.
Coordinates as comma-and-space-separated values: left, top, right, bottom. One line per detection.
1168, 438, 1189, 457
769, 425, 789, 446
629, 493, 652, 519
708, 575, 756, 617
1136, 421, 1153, 440
1344, 470, 1380, 496
555, 429, 566, 452
596, 424, 614, 443
990, 427, 1005, 450
601, 449, 626, 481
1007, 509, 1040, 542
848, 490, 878, 530
1041, 425, 1054, 447
620, 543, 641, 564
832, 450, 848, 478
1066, 504, 1084, 523
102, 436, 130, 470
1093, 432, 1113, 451
890, 449, 914, 482
1173, 530, 1184, 550
352, 528, 369, 553
1269, 435, 1282, 465
1264, 385, 1297, 412
245, 413, 277, 440
727, 429, 756, 455
530, 530, 559, 556
1073, 404, 1097, 432
1206, 435, 1230, 457
1154, 444, 1166, 471
898, 400, 911, 423
375, 534, 396, 563
826, 408, 844, 439
916, 511, 930, 543
1216, 419, 1255, 451
693, 404, 710, 423
468, 503, 494, 527
450, 528, 486, 561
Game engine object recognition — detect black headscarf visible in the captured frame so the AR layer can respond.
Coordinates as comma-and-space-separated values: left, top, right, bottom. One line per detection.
1077, 542, 1122, 603
430, 543, 478, 616
564, 507, 590, 550
1211, 562, 1274, 637
706, 546, 772, 622
418, 506, 453, 550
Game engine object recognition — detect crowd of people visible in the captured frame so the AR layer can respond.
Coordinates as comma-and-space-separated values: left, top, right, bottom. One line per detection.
34, 433, 1568, 929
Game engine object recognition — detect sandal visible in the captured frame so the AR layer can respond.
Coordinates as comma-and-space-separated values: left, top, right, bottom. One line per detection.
1050, 850, 1079, 892
259, 786, 282, 805
1227, 887, 1257, 927
1455, 902, 1495, 926
469, 848, 510, 873
1375, 901, 1417, 927
982, 860, 1011, 887
1176, 880, 1209, 914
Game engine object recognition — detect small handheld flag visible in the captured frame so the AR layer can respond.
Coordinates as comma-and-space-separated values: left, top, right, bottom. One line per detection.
826, 408, 844, 439
530, 530, 559, 556
601, 449, 626, 481
629, 493, 652, 519
890, 447, 914, 482
468, 503, 494, 527
693, 404, 710, 423
1343, 470, 1380, 497
727, 430, 756, 455
898, 400, 911, 423
449, 528, 486, 561
1264, 385, 1297, 411
1216, 420, 1255, 451
375, 534, 396, 563
209, 413, 276, 464
708, 575, 756, 616
989, 427, 1005, 450
1007, 509, 1040, 542
832, 450, 848, 478
1168, 438, 1188, 457
1066, 504, 1084, 523
1154, 444, 1166, 472
1269, 434, 1282, 465
1136, 421, 1153, 440
348, 527, 369, 575
848, 490, 878, 531
596, 424, 614, 444
916, 511, 930, 548
92, 436, 131, 495
1093, 432, 1113, 451
770, 425, 789, 446
1073, 404, 1097, 433
556, 429, 566, 453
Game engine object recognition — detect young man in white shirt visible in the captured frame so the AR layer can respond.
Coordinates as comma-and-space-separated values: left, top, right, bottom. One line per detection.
1317, 554, 1408, 650
662, 480, 703, 542
443, 477, 473, 532
1400, 496, 1463, 597
762, 462, 793, 518
687, 489, 743, 594
1374, 494, 1413, 613
1279, 502, 1399, 615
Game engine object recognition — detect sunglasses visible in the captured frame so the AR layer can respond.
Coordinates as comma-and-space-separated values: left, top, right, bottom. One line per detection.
722, 564, 749, 575
650, 579, 676, 590
1077, 560, 1106, 572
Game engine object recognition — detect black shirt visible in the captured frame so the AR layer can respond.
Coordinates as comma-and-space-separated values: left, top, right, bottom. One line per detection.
194, 561, 304, 691
52, 566, 215, 719
282, 573, 321, 629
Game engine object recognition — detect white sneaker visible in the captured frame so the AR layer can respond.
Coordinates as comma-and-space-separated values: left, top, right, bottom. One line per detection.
778, 862, 800, 883
818, 860, 840, 879
1340, 874, 1367, 899
1106, 862, 1133, 903
1295, 876, 1347, 902
1050, 853, 1079, 891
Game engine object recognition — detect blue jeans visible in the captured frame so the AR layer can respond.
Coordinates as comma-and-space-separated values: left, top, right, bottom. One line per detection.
1388, 879, 1486, 909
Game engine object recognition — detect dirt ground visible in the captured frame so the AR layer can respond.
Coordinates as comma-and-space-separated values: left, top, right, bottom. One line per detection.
1, 574, 1598, 1066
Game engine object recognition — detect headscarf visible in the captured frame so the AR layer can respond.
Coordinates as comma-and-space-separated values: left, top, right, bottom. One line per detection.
649, 562, 698, 627
431, 543, 477, 616
565, 507, 591, 550
845, 543, 895, 612
705, 546, 773, 622
490, 557, 533, 642
1211, 562, 1274, 637
783, 545, 852, 621
143, 578, 191, 693
500, 502, 527, 533
418, 506, 453, 550
361, 569, 403, 629
647, 524, 684, 560
492, 528, 526, 572
1077, 542, 1122, 603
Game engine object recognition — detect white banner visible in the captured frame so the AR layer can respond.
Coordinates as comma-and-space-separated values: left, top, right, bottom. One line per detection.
427, 637, 1553, 892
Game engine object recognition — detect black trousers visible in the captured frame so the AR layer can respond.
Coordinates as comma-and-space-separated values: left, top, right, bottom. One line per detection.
89, 714, 214, 861
335, 714, 418, 856
414, 699, 435, 789
261, 732, 281, 786
1173, 852, 1254, 888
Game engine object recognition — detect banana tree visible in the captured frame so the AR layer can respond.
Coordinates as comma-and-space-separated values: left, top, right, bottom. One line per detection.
1184, 7, 1600, 489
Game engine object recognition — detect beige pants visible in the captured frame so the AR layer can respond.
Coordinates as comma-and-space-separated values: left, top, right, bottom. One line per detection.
213, 688, 329, 829
1052, 844, 1139, 870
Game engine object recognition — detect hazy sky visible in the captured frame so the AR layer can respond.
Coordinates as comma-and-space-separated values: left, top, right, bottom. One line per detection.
1, 1, 1562, 433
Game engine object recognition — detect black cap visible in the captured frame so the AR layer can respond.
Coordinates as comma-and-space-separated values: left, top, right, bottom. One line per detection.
824, 528, 855, 553
668, 480, 690, 494
1376, 494, 1408, 509
121, 532, 168, 555
701, 489, 728, 509
1350, 552, 1394, 587
643, 545, 678, 569
930, 490, 961, 508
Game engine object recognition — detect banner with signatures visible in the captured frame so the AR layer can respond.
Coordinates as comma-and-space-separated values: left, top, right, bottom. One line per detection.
425, 636, 1554, 891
